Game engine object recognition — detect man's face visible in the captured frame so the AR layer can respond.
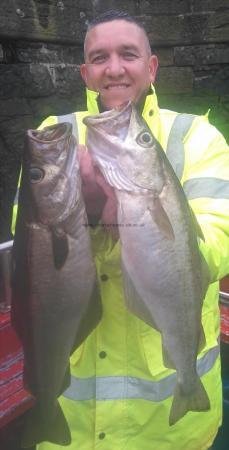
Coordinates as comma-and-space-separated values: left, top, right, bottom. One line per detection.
80, 20, 158, 110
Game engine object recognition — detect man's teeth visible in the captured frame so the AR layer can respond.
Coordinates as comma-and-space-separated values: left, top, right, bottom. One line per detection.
107, 85, 128, 89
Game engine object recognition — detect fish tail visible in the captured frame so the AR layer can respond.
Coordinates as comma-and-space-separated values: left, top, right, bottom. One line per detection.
21, 402, 71, 447
169, 377, 210, 426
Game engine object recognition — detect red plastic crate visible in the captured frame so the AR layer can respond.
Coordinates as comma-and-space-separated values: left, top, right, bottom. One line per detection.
0, 312, 34, 428
220, 275, 229, 344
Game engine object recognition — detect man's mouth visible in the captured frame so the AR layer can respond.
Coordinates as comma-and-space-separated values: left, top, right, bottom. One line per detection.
105, 84, 130, 90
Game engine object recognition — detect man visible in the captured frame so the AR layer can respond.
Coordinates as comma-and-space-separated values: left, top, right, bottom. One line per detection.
35, 10, 229, 450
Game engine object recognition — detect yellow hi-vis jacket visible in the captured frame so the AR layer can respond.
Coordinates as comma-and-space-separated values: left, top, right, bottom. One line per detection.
18, 87, 228, 450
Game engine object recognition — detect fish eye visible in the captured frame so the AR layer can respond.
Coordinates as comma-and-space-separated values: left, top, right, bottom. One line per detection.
29, 167, 45, 183
137, 131, 153, 147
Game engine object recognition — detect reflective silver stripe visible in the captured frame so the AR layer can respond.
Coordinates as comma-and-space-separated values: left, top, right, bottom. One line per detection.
57, 113, 79, 144
63, 345, 219, 402
183, 177, 229, 200
166, 113, 196, 180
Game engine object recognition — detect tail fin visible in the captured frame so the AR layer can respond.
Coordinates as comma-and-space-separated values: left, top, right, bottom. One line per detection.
169, 377, 210, 426
21, 402, 71, 448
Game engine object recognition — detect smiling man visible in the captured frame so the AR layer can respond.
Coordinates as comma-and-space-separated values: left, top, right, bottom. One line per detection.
35, 9, 229, 450
81, 17, 158, 110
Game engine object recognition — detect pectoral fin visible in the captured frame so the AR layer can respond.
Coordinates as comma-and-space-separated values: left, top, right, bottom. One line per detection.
51, 228, 69, 270
148, 198, 175, 241
122, 262, 159, 331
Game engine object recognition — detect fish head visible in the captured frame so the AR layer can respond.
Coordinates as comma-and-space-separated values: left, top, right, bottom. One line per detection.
24, 123, 80, 226
84, 103, 165, 193
116, 103, 165, 191
84, 104, 131, 163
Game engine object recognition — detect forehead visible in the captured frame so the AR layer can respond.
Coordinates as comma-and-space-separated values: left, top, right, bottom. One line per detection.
84, 20, 148, 57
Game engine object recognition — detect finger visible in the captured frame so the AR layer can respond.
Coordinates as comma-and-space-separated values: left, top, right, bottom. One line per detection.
78, 145, 88, 165
78, 145, 88, 166
79, 149, 96, 181
78, 144, 87, 153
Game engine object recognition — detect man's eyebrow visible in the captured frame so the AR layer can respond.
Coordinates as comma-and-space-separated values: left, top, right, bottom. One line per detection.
86, 44, 140, 61
120, 44, 140, 52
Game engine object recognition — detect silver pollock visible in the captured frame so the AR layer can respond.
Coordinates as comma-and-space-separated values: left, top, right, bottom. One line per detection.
84, 103, 210, 426
11, 123, 102, 447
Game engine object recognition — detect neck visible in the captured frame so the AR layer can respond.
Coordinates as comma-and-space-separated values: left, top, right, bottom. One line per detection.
97, 86, 152, 115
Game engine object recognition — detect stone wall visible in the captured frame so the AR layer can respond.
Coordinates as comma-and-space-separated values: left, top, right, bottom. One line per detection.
0, 0, 229, 241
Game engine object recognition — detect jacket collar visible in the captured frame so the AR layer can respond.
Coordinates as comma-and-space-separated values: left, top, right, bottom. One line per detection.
86, 84, 159, 115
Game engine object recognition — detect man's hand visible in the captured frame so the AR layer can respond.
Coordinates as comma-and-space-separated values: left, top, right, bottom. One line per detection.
78, 145, 119, 240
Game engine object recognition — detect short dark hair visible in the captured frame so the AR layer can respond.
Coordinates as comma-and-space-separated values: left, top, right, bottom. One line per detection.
87, 9, 146, 33
86, 9, 151, 55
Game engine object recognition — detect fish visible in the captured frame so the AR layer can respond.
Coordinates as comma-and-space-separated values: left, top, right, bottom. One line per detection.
83, 103, 211, 426
11, 122, 102, 447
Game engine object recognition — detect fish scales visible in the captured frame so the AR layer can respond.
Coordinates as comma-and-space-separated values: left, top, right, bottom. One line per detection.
83, 103, 210, 426
11, 122, 102, 447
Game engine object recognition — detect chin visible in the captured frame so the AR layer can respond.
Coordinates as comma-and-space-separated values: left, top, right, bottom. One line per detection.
101, 92, 134, 111
104, 99, 131, 111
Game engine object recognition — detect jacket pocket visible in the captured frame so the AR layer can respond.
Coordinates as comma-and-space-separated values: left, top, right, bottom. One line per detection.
140, 322, 174, 379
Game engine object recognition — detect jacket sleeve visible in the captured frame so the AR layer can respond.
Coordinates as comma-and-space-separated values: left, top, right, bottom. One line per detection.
182, 116, 229, 282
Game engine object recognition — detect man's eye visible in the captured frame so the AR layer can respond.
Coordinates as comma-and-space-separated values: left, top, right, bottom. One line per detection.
91, 55, 107, 64
122, 52, 138, 60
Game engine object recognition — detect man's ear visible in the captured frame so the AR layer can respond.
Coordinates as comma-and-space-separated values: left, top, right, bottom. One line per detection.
149, 55, 159, 84
80, 64, 88, 85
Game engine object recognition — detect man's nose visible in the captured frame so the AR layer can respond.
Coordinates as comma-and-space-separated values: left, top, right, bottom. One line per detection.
105, 55, 125, 77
